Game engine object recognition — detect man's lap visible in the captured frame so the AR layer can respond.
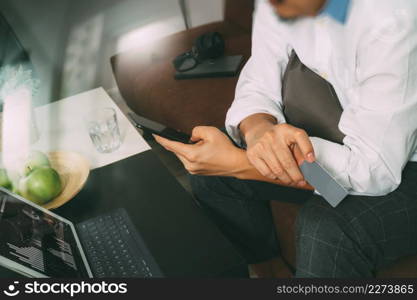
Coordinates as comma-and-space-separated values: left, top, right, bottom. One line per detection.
190, 174, 313, 205
189, 175, 312, 263
295, 162, 417, 276
190, 162, 417, 273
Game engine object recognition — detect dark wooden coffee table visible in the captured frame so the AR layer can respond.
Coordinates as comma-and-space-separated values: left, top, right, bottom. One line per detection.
0, 150, 248, 277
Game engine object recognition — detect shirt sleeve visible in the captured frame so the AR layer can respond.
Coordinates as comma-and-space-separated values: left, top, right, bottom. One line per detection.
225, 0, 290, 145
311, 11, 417, 196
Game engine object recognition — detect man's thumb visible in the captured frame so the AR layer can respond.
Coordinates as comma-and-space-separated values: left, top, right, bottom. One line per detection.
191, 126, 213, 142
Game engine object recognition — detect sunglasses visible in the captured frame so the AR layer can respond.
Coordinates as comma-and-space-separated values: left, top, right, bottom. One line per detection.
173, 32, 225, 73
173, 46, 201, 72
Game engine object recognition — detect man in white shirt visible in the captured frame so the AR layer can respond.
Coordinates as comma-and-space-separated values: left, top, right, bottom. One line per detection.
155, 0, 417, 277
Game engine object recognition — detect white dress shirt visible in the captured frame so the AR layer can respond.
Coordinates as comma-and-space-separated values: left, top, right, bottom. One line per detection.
226, 0, 417, 196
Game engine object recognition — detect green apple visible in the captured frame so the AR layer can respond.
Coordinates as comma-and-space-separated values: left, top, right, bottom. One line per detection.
0, 168, 11, 189
12, 184, 20, 195
20, 166, 62, 205
4, 169, 22, 195
24, 151, 51, 176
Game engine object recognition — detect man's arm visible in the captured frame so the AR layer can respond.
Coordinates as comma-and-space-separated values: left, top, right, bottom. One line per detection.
225, 0, 290, 145
153, 127, 313, 191
239, 113, 277, 146
234, 148, 314, 191
308, 9, 417, 195
224, 1, 316, 184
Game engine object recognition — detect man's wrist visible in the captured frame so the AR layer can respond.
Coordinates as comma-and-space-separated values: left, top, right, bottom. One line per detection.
229, 149, 253, 179
244, 122, 275, 147
239, 113, 277, 146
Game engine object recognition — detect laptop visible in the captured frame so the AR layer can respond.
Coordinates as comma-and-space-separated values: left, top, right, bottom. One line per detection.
0, 187, 163, 278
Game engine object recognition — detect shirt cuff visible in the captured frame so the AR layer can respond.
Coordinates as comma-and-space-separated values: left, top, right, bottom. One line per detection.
225, 106, 287, 147
309, 136, 351, 190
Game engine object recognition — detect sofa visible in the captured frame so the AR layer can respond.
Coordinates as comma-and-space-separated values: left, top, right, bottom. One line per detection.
111, 0, 417, 277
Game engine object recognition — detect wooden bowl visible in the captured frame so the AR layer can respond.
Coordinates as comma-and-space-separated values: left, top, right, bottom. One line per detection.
42, 151, 90, 210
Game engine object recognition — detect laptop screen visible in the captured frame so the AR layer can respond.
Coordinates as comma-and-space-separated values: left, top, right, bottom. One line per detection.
0, 188, 91, 277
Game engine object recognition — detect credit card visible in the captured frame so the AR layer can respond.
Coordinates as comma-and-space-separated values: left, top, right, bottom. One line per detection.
300, 161, 348, 207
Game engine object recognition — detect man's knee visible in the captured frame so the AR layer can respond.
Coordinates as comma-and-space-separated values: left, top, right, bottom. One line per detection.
295, 197, 372, 277
296, 197, 351, 247
189, 175, 253, 207
189, 174, 214, 196
190, 175, 228, 200
190, 174, 250, 195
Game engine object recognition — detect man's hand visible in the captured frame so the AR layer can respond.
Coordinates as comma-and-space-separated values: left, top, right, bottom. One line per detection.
153, 126, 247, 177
244, 122, 315, 187
154, 125, 314, 191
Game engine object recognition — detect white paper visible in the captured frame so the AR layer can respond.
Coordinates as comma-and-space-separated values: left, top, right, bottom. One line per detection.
31, 87, 151, 169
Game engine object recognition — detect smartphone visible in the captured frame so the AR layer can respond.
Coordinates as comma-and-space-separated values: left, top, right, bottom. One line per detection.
128, 113, 192, 144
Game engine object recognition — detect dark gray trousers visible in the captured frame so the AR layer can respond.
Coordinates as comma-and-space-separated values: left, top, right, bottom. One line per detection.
190, 162, 417, 278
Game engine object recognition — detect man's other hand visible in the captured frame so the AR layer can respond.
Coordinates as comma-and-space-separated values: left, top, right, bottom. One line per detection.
245, 123, 315, 186
153, 126, 246, 177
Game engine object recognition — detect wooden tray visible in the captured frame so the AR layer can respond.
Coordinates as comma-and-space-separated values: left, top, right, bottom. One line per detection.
42, 151, 90, 210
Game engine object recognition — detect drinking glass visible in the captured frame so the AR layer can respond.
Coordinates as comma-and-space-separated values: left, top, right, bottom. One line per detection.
85, 107, 121, 153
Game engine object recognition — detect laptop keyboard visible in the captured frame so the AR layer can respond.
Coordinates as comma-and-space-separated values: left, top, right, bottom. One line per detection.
76, 208, 156, 278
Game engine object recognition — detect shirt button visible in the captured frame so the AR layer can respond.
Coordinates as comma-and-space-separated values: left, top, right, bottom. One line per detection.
320, 72, 328, 79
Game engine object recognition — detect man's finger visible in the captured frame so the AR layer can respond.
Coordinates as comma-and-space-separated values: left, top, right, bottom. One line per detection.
175, 153, 191, 167
190, 126, 217, 142
170, 152, 197, 174
263, 143, 293, 183
292, 130, 315, 162
292, 144, 305, 166
153, 134, 194, 157
274, 142, 305, 183
250, 157, 276, 179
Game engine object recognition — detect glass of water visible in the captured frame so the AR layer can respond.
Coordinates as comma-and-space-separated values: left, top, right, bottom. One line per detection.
86, 107, 122, 153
